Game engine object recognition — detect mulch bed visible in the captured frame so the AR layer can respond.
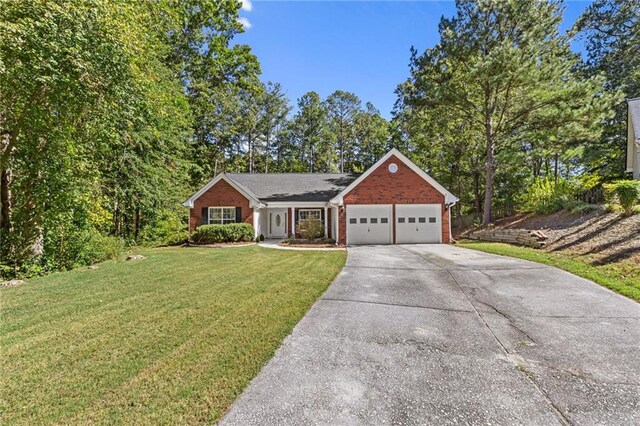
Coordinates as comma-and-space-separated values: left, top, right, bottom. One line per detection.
186, 242, 256, 248
278, 243, 342, 248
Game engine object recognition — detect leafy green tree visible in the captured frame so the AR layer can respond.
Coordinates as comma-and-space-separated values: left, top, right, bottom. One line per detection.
575, 0, 640, 180
0, 0, 138, 269
325, 90, 361, 172
171, 0, 261, 180
402, 0, 615, 224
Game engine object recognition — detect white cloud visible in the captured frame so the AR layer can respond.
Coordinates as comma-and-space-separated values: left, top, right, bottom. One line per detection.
241, 0, 252, 12
238, 16, 252, 29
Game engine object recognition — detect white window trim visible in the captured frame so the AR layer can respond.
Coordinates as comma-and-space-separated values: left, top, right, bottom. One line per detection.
298, 209, 322, 221
208, 206, 236, 225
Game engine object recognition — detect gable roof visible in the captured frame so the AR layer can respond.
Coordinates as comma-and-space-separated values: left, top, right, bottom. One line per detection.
330, 148, 459, 205
183, 149, 458, 207
226, 173, 360, 202
182, 173, 261, 208
183, 172, 359, 207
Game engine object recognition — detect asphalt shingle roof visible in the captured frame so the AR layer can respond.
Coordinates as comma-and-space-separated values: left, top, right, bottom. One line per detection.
226, 173, 360, 202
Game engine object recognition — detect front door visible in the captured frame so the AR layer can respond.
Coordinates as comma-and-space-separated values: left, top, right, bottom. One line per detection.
269, 209, 287, 238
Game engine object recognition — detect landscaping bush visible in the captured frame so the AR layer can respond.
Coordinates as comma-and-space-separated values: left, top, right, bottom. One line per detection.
140, 210, 189, 246
568, 202, 599, 215
519, 176, 576, 215
191, 223, 255, 244
603, 180, 640, 216
298, 217, 324, 240
76, 231, 125, 267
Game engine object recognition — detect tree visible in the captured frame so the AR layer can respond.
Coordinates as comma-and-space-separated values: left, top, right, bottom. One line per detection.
291, 92, 335, 172
0, 0, 259, 275
575, 0, 640, 180
325, 90, 361, 172
402, 0, 614, 224
353, 103, 389, 171
0, 0, 139, 266
260, 82, 290, 172
171, 0, 261, 181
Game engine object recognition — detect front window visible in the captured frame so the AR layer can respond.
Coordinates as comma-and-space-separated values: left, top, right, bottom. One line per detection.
298, 209, 321, 221
209, 207, 236, 224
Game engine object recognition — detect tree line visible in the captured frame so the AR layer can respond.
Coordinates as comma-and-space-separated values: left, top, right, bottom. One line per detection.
193, 84, 389, 179
1, 0, 636, 277
391, 0, 637, 224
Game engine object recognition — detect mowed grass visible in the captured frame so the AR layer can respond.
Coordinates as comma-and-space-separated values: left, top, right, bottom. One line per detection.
458, 242, 640, 302
0, 246, 346, 424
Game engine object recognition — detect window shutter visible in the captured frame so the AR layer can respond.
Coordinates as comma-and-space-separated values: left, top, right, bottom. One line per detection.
321, 209, 325, 222
201, 207, 208, 225
235, 206, 242, 223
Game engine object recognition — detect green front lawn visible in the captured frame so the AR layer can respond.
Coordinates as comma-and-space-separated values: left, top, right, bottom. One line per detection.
1, 246, 346, 424
458, 242, 640, 302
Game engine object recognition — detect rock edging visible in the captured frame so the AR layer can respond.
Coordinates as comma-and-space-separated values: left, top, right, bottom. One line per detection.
466, 228, 548, 248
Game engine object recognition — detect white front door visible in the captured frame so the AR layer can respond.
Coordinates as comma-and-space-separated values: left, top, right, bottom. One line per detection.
346, 204, 393, 245
269, 209, 287, 238
395, 204, 442, 244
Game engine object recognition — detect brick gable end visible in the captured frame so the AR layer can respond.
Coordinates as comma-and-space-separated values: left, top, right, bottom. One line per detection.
339, 155, 450, 244
189, 179, 253, 232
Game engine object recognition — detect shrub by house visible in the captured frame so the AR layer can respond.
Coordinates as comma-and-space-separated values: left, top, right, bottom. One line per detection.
191, 224, 255, 244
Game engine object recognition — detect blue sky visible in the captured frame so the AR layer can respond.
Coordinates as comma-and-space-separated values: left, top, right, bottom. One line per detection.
237, 1, 593, 119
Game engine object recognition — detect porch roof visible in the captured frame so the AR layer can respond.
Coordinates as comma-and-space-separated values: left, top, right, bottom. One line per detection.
226, 173, 360, 202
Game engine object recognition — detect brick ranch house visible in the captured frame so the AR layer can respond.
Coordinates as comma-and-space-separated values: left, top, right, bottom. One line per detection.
183, 149, 458, 245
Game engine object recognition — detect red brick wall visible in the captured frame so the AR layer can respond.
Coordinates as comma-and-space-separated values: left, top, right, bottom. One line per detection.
189, 179, 253, 232
338, 155, 450, 244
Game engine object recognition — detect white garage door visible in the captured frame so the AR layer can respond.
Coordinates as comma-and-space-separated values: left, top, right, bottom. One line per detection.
346, 204, 392, 245
396, 204, 442, 244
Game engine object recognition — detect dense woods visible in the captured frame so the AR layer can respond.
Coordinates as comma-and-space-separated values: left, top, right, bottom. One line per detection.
1, 0, 637, 278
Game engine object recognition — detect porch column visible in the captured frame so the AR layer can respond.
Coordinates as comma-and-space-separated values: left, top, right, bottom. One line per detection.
335, 206, 339, 245
253, 208, 260, 240
324, 206, 328, 238
291, 207, 295, 238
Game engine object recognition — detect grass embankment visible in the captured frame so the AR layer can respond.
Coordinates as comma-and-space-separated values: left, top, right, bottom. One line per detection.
0, 246, 346, 424
458, 242, 640, 302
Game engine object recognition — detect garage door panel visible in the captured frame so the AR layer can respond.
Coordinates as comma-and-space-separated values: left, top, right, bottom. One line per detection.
346, 205, 392, 245
396, 204, 441, 244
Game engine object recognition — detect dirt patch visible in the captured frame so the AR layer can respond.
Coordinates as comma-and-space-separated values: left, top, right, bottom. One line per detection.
490, 209, 640, 264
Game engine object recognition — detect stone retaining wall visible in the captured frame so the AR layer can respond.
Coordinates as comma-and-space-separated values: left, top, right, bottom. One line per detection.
466, 228, 548, 249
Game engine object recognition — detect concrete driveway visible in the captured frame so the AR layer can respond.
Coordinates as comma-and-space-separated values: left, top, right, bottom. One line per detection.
220, 245, 640, 425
